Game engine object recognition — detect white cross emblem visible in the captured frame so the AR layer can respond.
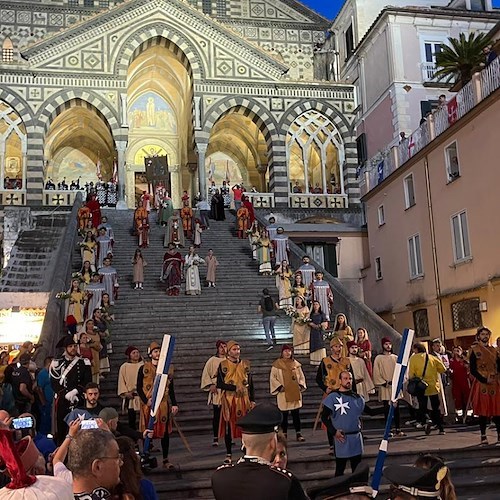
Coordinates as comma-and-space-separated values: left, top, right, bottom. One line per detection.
333, 396, 350, 415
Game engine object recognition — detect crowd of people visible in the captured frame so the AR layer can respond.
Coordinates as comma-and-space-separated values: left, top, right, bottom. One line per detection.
1, 193, 500, 499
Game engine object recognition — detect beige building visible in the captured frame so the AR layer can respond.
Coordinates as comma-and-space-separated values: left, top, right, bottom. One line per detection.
361, 58, 500, 348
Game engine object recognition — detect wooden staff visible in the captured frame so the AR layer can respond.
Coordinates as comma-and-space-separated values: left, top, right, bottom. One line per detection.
173, 417, 193, 455
312, 400, 323, 434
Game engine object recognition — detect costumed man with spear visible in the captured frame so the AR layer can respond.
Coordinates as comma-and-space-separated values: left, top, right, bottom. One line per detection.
137, 339, 179, 470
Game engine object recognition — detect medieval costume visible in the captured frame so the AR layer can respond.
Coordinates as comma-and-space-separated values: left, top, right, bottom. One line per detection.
159, 196, 174, 226
297, 260, 316, 289
141, 191, 152, 212
84, 275, 106, 320
449, 350, 471, 421
241, 195, 255, 225
347, 342, 374, 400
98, 261, 119, 304
270, 345, 306, 440
164, 213, 185, 248
96, 229, 113, 269
216, 340, 255, 462
468, 327, 500, 444
310, 275, 334, 321
205, 251, 219, 287
256, 232, 272, 275
291, 298, 310, 355
273, 229, 289, 264
200, 341, 226, 445
161, 248, 183, 296
77, 204, 91, 231
275, 262, 293, 308
185, 251, 205, 295
333, 313, 354, 358
138, 218, 150, 248
211, 191, 225, 221
132, 251, 147, 289
134, 205, 148, 234
309, 306, 328, 366
86, 195, 101, 228
118, 346, 144, 429
236, 206, 249, 239
181, 204, 193, 238
194, 220, 203, 247
137, 341, 177, 468
64, 280, 86, 326
79, 236, 96, 272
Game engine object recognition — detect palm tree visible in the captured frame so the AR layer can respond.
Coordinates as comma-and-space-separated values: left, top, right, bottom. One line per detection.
434, 32, 491, 87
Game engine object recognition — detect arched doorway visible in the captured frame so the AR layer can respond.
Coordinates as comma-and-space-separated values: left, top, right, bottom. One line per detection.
206, 113, 269, 193
0, 100, 26, 193
126, 37, 194, 208
44, 104, 115, 187
287, 110, 344, 195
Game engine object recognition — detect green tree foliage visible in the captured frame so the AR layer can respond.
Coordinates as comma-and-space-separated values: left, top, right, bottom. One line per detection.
435, 32, 491, 87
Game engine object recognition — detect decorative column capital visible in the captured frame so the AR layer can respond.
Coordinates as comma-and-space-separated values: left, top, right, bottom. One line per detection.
116, 141, 127, 153
195, 143, 208, 156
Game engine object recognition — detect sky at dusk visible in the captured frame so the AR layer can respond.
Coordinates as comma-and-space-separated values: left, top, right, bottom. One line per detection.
300, 0, 500, 21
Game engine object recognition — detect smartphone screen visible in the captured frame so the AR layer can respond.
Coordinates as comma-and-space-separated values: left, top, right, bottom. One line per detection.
12, 417, 33, 429
80, 419, 98, 430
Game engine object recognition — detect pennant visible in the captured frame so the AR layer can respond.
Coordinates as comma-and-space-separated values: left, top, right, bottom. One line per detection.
377, 160, 384, 184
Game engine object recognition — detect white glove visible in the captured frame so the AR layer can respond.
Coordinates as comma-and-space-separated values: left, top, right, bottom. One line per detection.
65, 388, 79, 403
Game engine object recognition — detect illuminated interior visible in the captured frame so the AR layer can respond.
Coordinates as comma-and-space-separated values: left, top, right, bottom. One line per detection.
207, 114, 269, 191
287, 110, 344, 194
44, 105, 115, 184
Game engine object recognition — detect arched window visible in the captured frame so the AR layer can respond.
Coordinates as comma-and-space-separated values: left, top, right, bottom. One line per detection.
287, 111, 344, 195
2, 38, 13, 63
0, 101, 26, 189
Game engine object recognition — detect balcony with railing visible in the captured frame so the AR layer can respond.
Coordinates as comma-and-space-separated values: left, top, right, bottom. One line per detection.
421, 62, 438, 83
360, 57, 500, 197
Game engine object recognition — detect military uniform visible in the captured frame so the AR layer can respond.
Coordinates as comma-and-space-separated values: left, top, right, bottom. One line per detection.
49, 336, 92, 444
212, 457, 307, 500
211, 402, 308, 500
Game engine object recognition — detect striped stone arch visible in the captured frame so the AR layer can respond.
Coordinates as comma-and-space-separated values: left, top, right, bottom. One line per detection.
279, 100, 353, 139
279, 99, 360, 205
203, 97, 279, 145
36, 90, 120, 137
201, 97, 289, 206
0, 86, 34, 130
115, 25, 203, 81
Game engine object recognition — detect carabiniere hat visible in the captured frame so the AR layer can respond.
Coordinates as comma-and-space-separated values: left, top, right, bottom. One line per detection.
56, 335, 78, 349
237, 403, 282, 435
383, 462, 448, 498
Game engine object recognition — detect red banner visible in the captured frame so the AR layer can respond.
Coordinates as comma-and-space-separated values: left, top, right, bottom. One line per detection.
447, 96, 458, 125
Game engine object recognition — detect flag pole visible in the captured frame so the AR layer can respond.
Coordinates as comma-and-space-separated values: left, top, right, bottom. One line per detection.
370, 328, 414, 497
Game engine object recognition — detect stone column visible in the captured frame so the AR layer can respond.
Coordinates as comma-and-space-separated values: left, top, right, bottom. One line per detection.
256, 164, 268, 192
116, 140, 128, 210
196, 143, 208, 200
187, 162, 198, 199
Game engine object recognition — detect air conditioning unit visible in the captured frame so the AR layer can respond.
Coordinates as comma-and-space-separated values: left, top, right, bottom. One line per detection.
479, 301, 488, 312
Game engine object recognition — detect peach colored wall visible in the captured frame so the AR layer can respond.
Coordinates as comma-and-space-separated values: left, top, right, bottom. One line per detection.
362, 94, 394, 158
427, 98, 500, 296
363, 95, 500, 342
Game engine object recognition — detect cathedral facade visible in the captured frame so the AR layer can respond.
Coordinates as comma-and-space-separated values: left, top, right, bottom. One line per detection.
0, 0, 357, 209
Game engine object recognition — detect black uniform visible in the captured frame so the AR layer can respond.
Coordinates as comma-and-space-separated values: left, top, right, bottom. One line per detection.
49, 354, 92, 444
212, 457, 308, 500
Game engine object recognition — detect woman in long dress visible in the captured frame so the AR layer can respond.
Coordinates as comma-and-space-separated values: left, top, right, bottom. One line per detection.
309, 301, 328, 366
81, 260, 93, 285
80, 319, 102, 383
185, 245, 205, 296
275, 260, 293, 308
333, 313, 354, 358
132, 248, 147, 290
65, 278, 86, 326
80, 231, 97, 272
291, 296, 310, 355
291, 271, 308, 303
256, 231, 272, 275
356, 327, 373, 377
270, 345, 307, 441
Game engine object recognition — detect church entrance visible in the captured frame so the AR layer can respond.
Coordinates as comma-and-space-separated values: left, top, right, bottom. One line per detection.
126, 38, 194, 208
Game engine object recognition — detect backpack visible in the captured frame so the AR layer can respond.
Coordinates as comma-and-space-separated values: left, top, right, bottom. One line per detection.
263, 296, 274, 312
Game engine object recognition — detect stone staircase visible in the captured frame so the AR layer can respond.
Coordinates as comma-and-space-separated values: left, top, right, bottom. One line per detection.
0, 213, 69, 291
90, 209, 499, 499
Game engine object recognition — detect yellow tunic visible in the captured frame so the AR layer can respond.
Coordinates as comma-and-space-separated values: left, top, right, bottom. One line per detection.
117, 360, 144, 412
270, 359, 306, 411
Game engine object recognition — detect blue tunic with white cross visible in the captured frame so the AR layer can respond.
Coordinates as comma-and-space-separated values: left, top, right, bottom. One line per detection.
323, 390, 365, 458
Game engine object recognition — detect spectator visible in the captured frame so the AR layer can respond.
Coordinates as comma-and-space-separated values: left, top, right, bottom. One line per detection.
115, 436, 158, 500
483, 44, 497, 66
437, 94, 447, 108
98, 407, 149, 444
258, 288, 278, 350
78, 382, 104, 417
36, 356, 54, 436
272, 431, 288, 469
11, 353, 34, 415
67, 428, 122, 498
408, 342, 446, 435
